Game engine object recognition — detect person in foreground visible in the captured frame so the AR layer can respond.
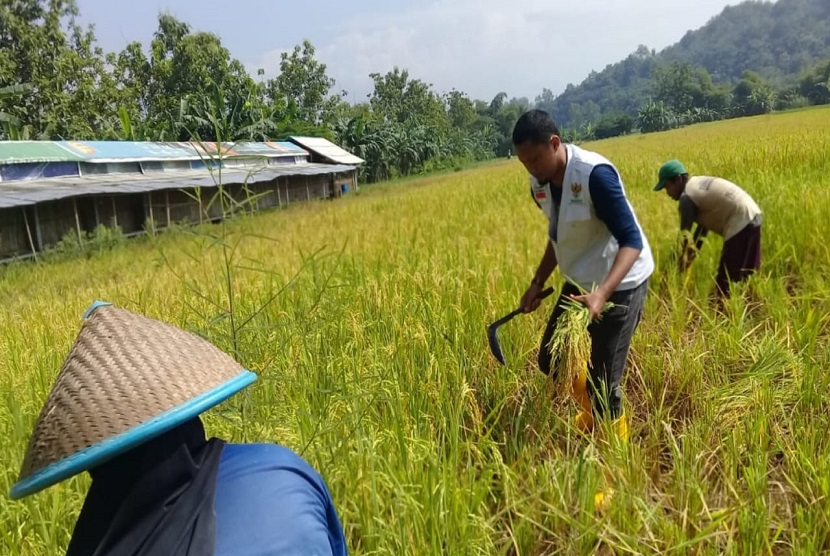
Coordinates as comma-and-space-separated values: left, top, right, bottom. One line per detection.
9, 301, 348, 556
512, 109, 655, 440
653, 159, 762, 302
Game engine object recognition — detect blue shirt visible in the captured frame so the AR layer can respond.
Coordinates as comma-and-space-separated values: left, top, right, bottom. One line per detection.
214, 443, 348, 556
535, 164, 643, 250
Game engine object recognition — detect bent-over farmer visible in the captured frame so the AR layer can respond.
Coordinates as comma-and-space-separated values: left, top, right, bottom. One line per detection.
653, 159, 762, 300
9, 301, 348, 556
512, 109, 654, 440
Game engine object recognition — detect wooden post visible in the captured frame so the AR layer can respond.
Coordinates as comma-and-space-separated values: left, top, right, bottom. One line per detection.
111, 197, 118, 228
93, 199, 100, 227
33, 205, 43, 252
22, 207, 38, 261
306, 177, 310, 202
198, 189, 204, 226
277, 178, 282, 208
166, 190, 171, 228
73, 198, 84, 245
146, 192, 156, 235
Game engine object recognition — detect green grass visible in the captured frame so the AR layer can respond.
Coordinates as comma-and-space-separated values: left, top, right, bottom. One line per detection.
2, 107, 830, 554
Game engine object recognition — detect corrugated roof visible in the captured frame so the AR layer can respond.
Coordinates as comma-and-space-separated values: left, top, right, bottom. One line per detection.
0, 140, 309, 165
0, 142, 86, 164
229, 142, 307, 157
289, 136, 365, 165
0, 163, 355, 209
57, 140, 200, 162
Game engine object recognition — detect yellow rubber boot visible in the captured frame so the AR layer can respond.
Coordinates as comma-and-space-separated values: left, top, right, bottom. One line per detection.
572, 368, 594, 433
616, 414, 629, 442
612, 409, 629, 443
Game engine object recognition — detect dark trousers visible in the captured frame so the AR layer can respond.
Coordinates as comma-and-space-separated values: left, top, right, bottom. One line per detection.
538, 279, 649, 420
715, 223, 762, 298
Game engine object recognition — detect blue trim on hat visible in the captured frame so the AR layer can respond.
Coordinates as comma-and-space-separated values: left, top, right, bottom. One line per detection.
82, 301, 112, 319
9, 370, 257, 500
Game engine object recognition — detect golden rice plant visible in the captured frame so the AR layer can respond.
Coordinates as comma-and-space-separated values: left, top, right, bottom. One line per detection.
2, 106, 830, 554
545, 295, 613, 404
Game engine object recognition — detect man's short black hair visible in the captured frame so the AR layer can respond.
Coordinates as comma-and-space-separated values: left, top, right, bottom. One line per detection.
512, 109, 561, 146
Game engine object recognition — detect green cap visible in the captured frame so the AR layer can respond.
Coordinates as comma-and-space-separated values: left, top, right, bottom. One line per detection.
653, 159, 687, 191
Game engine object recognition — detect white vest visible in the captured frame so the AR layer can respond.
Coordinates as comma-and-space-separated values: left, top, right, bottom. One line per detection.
530, 144, 654, 292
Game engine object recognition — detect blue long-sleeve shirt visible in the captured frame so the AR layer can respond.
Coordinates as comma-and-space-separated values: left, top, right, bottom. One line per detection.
214, 443, 348, 555
537, 164, 643, 250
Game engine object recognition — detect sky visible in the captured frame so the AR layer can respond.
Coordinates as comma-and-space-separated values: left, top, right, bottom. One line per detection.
75, 0, 743, 104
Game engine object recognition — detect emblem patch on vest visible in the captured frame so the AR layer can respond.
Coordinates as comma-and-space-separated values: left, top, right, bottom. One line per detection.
569, 182, 584, 204
535, 190, 547, 200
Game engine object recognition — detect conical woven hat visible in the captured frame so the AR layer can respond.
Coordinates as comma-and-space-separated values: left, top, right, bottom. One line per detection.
10, 301, 256, 500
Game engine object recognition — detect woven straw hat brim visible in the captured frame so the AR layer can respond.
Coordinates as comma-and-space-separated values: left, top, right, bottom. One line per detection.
10, 301, 257, 500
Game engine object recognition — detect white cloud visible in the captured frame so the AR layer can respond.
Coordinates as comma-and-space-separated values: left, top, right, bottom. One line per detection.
249, 0, 741, 104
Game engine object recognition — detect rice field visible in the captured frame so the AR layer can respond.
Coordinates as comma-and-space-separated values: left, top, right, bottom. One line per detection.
2, 106, 830, 555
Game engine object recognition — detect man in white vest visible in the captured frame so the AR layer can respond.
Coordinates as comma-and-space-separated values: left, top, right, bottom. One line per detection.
653, 159, 762, 301
512, 109, 654, 439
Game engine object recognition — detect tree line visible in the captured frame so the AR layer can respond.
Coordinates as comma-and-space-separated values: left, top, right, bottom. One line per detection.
0, 1, 532, 184
607, 58, 830, 139
1, 1, 829, 185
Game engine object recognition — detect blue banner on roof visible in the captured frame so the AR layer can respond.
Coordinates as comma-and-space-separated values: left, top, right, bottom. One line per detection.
0, 161, 80, 182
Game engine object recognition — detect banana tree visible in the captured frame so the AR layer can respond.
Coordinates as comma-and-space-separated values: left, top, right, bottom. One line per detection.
0, 83, 33, 139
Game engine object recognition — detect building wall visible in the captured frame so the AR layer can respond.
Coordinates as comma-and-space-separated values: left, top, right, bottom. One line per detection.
0, 168, 358, 262
0, 207, 34, 259
32, 200, 79, 247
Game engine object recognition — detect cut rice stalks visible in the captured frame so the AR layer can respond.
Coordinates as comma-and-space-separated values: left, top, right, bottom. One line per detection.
546, 295, 614, 403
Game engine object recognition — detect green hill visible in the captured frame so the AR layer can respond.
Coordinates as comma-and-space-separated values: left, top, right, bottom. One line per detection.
544, 0, 830, 129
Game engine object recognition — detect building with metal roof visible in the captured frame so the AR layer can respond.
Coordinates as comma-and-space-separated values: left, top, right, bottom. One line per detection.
0, 139, 361, 262
288, 136, 365, 166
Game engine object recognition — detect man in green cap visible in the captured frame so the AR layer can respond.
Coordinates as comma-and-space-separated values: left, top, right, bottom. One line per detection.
654, 159, 762, 300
